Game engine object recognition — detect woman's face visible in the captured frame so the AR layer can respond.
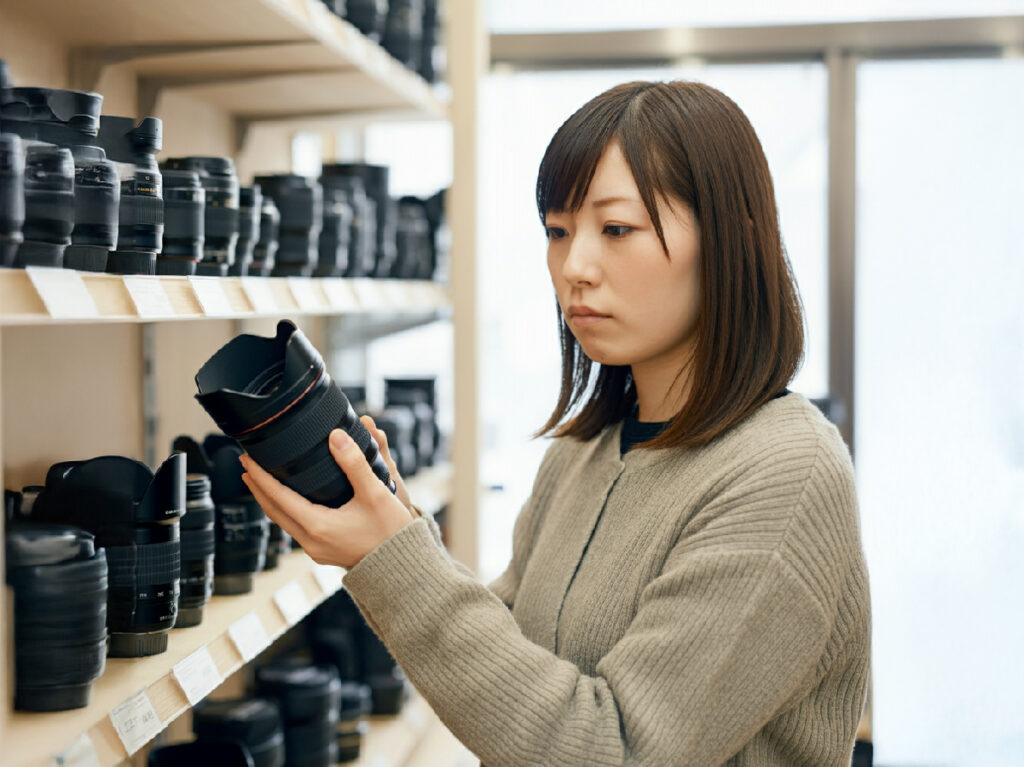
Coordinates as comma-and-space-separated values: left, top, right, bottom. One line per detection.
545, 141, 701, 376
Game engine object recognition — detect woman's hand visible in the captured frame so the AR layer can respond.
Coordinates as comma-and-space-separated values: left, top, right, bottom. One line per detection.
240, 425, 414, 569
359, 414, 414, 516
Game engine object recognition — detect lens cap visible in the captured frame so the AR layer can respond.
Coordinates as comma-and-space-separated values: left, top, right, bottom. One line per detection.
5, 523, 96, 568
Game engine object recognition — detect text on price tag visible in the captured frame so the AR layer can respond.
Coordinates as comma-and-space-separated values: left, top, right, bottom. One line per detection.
26, 266, 99, 319
123, 275, 175, 318
54, 733, 101, 767
189, 276, 233, 316
274, 580, 312, 626
172, 645, 223, 705
228, 611, 269, 662
109, 689, 163, 755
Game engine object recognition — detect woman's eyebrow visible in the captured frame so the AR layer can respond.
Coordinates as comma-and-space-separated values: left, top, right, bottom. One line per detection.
590, 196, 643, 208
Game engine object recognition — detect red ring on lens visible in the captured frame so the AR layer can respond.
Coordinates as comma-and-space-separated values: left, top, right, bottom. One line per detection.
235, 369, 323, 437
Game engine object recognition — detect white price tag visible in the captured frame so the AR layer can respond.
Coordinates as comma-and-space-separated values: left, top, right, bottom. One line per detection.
274, 580, 312, 626
351, 278, 385, 309
288, 277, 323, 311
313, 564, 344, 594
109, 689, 163, 755
370, 756, 392, 767
53, 734, 101, 767
26, 266, 99, 319
123, 275, 175, 318
172, 645, 223, 705
241, 277, 278, 314
321, 278, 358, 311
228, 611, 269, 662
189, 276, 233, 316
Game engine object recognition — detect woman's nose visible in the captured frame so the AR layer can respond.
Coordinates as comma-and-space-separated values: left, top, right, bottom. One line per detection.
562, 231, 601, 286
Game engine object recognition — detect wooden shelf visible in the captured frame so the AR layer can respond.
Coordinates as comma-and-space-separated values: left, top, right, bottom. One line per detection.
0, 0, 446, 125
0, 268, 451, 327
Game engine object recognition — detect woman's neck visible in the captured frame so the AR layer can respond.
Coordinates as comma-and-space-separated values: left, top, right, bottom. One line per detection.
631, 357, 693, 422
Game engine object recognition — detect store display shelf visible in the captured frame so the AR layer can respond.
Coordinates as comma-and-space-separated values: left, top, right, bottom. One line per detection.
0, 268, 451, 327
1, 0, 446, 124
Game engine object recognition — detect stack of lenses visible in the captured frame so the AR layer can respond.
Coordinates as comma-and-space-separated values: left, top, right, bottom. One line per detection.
158, 169, 204, 275
256, 663, 342, 767
393, 196, 431, 278
162, 156, 239, 276
204, 434, 269, 595
148, 739, 253, 767
0, 132, 25, 267
316, 184, 351, 277
345, 0, 388, 42
385, 377, 441, 468
193, 698, 285, 767
97, 116, 164, 275
253, 174, 322, 277
32, 453, 185, 657
195, 320, 393, 508
251, 194, 279, 276
319, 172, 375, 277
171, 436, 218, 627
5, 523, 107, 711
336, 682, 372, 763
17, 144, 74, 267
383, 0, 424, 71
320, 163, 394, 277
231, 184, 262, 276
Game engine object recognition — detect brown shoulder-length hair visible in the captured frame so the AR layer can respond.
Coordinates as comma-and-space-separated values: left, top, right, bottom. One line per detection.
533, 80, 804, 450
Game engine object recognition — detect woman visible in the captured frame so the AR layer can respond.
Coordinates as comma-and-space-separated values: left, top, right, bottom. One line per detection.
241, 80, 871, 766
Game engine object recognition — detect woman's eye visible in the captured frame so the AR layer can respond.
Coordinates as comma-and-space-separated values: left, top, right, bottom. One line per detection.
603, 224, 633, 237
545, 226, 568, 240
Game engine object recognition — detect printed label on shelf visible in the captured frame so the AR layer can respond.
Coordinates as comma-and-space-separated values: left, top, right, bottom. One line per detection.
313, 564, 344, 594
54, 734, 101, 767
228, 611, 269, 662
241, 277, 278, 314
321, 278, 359, 311
26, 267, 99, 319
288, 277, 324, 311
123, 275, 175, 318
351, 278, 385, 309
172, 645, 223, 705
189, 276, 233, 316
274, 579, 312, 626
109, 689, 163, 756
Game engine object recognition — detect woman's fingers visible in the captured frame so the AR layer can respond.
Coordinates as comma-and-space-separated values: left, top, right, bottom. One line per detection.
239, 456, 314, 543
360, 416, 413, 513
328, 429, 390, 502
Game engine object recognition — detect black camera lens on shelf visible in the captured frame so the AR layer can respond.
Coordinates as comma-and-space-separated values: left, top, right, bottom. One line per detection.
203, 434, 270, 595
345, 0, 388, 42
194, 698, 285, 767
149, 739, 254, 767
383, 0, 424, 71
319, 173, 375, 278
265, 519, 292, 570
253, 174, 322, 277
16, 144, 74, 267
195, 320, 393, 508
320, 163, 395, 277
251, 195, 280, 276
97, 115, 164, 275
161, 156, 239, 276
420, 0, 441, 83
375, 406, 418, 476
336, 682, 372, 762
385, 376, 441, 468
5, 523, 108, 711
231, 184, 262, 276
0, 132, 25, 267
256, 662, 341, 767
316, 184, 351, 277
171, 435, 218, 627
32, 453, 185, 657
393, 196, 432, 279
159, 169, 205, 275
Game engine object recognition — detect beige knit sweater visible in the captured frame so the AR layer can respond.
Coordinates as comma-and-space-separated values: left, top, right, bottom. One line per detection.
343, 393, 871, 766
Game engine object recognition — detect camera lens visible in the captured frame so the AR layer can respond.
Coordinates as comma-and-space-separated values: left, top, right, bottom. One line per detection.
420, 0, 441, 82
251, 195, 279, 276
345, 0, 388, 42
0, 132, 25, 267
320, 163, 394, 277
375, 407, 418, 476
231, 184, 262, 276
15, 144, 74, 267
5, 523, 108, 711
148, 740, 253, 767
202, 435, 269, 595
32, 453, 185, 657
265, 520, 292, 570
162, 156, 239, 276
195, 320, 393, 508
393, 197, 431, 279
383, 0, 424, 71
256, 663, 341, 767
64, 145, 120, 272
98, 115, 164, 275
320, 173, 375, 278
336, 682, 371, 762
170, 436, 217, 625
194, 698, 285, 767
253, 174, 322, 277
315, 185, 351, 277
158, 169, 204, 275
385, 377, 441, 468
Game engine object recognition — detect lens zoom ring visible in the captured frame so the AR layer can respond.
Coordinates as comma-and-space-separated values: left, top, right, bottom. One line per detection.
105, 540, 181, 587
243, 385, 350, 468
181, 526, 216, 559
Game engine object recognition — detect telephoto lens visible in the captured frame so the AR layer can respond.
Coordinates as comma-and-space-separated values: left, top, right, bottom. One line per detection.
148, 739, 254, 767
16, 144, 75, 267
336, 682, 372, 763
256, 662, 342, 767
204, 434, 269, 595
231, 184, 262, 276
345, 0, 388, 41
162, 156, 239, 276
383, 0, 424, 70
251, 194, 280, 276
316, 184, 351, 277
5, 523, 108, 711
171, 436, 217, 627
31, 453, 185, 657
320, 163, 395, 277
97, 115, 164, 275
253, 174, 322, 277
0, 132, 24, 267
158, 169, 204, 275
393, 196, 431, 279
319, 173, 375, 277
194, 320, 393, 508
193, 698, 285, 767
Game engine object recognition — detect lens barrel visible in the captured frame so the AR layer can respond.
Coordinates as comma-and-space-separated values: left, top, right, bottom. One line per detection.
252, 196, 279, 276
159, 169, 204, 275
253, 174, 322, 277
195, 320, 392, 508
231, 184, 262, 276
64, 145, 120, 272
383, 0, 424, 71
0, 132, 25, 267
320, 174, 375, 277
148, 740, 254, 767
320, 163, 394, 277
336, 682, 371, 762
194, 698, 285, 767
256, 663, 341, 767
162, 156, 239, 276
315, 185, 351, 277
16, 144, 74, 267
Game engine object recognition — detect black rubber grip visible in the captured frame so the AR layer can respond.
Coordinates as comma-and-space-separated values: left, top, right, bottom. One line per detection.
105, 540, 180, 587
243, 385, 350, 469
180, 526, 216, 559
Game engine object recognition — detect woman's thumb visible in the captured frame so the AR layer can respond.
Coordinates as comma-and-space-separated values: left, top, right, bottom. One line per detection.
328, 428, 381, 499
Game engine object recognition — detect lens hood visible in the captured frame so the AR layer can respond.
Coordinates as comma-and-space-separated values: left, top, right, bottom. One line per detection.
256, 663, 342, 722
194, 698, 283, 744
5, 522, 95, 567
5, 87, 103, 135
97, 115, 162, 161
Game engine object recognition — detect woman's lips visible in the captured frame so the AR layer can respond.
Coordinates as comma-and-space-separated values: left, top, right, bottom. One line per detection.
570, 314, 608, 328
